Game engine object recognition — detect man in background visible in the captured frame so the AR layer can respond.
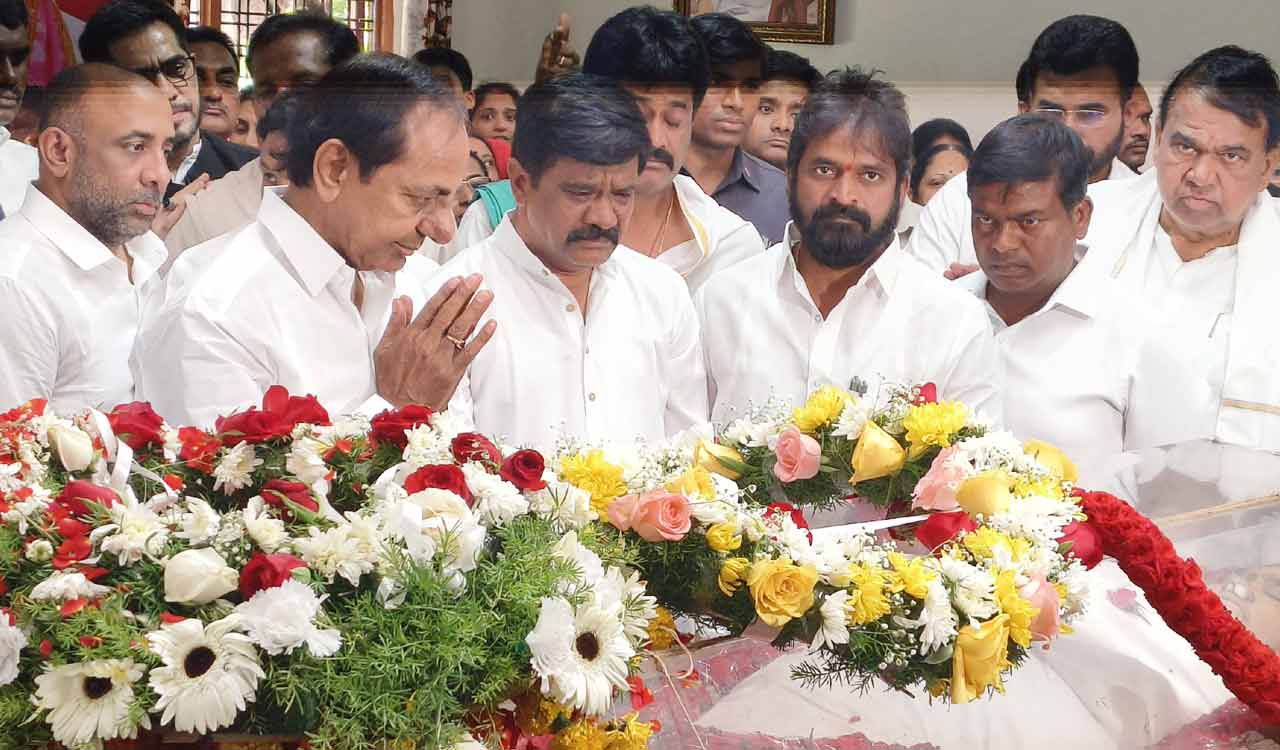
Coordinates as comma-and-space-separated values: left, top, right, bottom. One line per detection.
188, 26, 241, 142
1120, 83, 1154, 173
414, 46, 474, 109
743, 48, 820, 171
0, 0, 37, 217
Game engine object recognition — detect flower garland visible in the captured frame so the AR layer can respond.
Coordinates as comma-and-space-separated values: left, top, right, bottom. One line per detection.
1076, 490, 1280, 725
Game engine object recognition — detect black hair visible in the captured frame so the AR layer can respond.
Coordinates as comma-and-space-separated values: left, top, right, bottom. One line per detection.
583, 5, 710, 108
256, 88, 298, 141
967, 113, 1090, 211
511, 72, 650, 185
79, 0, 187, 64
413, 47, 473, 92
911, 118, 972, 160
1021, 15, 1139, 102
764, 49, 820, 90
239, 84, 254, 102
788, 67, 911, 183
910, 143, 971, 200
0, 0, 28, 31
1014, 58, 1032, 103
1160, 45, 1280, 150
187, 26, 238, 66
246, 11, 359, 76
473, 81, 520, 111
689, 12, 765, 70
39, 63, 152, 131
285, 53, 465, 187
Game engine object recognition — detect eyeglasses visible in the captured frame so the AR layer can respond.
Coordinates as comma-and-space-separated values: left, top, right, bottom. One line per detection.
132, 55, 196, 88
1033, 107, 1109, 128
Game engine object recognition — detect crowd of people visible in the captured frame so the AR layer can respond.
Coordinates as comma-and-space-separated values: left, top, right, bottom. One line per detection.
0, 1, 1277, 481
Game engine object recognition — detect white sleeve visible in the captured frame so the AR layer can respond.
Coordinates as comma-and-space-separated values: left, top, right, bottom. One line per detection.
905, 174, 972, 274
691, 285, 719, 414
664, 284, 711, 435
0, 280, 59, 408
685, 221, 766, 292
939, 304, 1004, 426
450, 201, 496, 256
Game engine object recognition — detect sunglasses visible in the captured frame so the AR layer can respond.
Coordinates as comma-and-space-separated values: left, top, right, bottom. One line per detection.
131, 54, 197, 87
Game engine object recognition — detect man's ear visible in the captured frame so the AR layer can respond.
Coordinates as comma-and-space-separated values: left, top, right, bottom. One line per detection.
1259, 145, 1280, 194
464, 91, 476, 111
37, 127, 76, 179
509, 156, 531, 204
311, 138, 352, 203
1073, 195, 1094, 240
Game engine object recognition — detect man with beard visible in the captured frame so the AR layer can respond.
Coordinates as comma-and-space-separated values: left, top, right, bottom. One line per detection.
1120, 84, 1154, 173
430, 73, 708, 452
79, 0, 256, 199
696, 68, 999, 424
910, 15, 1139, 278
582, 5, 764, 290
1083, 46, 1280, 451
0, 65, 172, 411
0, 0, 35, 218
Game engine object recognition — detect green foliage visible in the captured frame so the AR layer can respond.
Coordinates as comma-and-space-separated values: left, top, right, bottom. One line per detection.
630, 534, 755, 633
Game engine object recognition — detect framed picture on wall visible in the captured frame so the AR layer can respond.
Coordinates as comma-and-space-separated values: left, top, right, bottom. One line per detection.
673, 0, 836, 44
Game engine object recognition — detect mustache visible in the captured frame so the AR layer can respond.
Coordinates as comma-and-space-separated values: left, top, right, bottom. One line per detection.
810, 203, 872, 232
128, 189, 164, 209
648, 148, 675, 171
171, 100, 194, 114
566, 224, 620, 245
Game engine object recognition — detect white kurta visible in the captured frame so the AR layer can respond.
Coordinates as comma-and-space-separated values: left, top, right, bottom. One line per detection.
162, 157, 265, 254
959, 258, 1214, 482
0, 127, 38, 218
433, 216, 709, 453
695, 226, 1002, 425
909, 158, 1135, 274
0, 185, 167, 412
134, 190, 422, 427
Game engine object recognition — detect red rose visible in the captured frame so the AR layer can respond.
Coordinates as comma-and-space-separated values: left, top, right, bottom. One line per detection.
261, 385, 329, 428
369, 405, 435, 448
913, 383, 938, 405
239, 552, 308, 599
177, 427, 222, 474
915, 510, 978, 552
53, 536, 92, 569
764, 501, 812, 542
404, 464, 473, 505
216, 385, 329, 445
106, 402, 165, 451
259, 479, 319, 517
451, 432, 502, 465
52, 480, 119, 518
500, 449, 547, 491
1057, 520, 1103, 569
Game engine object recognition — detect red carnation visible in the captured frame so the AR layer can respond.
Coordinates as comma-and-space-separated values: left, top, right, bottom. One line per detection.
106, 402, 165, 451
177, 427, 222, 474
913, 383, 939, 405
53, 536, 92, 569
369, 405, 434, 448
500, 449, 547, 491
1056, 520, 1103, 569
404, 464, 473, 505
216, 385, 329, 446
0, 398, 46, 423
239, 552, 308, 599
915, 510, 978, 552
259, 479, 319, 518
452, 432, 502, 466
764, 501, 812, 542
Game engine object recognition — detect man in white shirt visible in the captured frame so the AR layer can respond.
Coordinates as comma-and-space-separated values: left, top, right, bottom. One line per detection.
135, 55, 492, 426
1083, 46, 1280, 451
910, 15, 1141, 278
959, 114, 1211, 477
697, 69, 1001, 424
0, 65, 172, 412
435, 73, 708, 452
0, 0, 37, 218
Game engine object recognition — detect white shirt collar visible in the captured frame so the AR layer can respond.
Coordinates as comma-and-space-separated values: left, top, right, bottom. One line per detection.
260, 189, 348, 297
491, 213, 624, 283
172, 132, 203, 184
964, 244, 1099, 327
0, 125, 10, 148
779, 220, 905, 302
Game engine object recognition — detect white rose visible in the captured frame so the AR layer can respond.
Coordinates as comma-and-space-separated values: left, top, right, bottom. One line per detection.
164, 548, 239, 604
24, 539, 53, 562
0, 615, 26, 686
48, 424, 94, 472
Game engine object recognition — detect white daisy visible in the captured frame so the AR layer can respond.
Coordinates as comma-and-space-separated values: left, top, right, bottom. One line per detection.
25, 538, 54, 562
243, 496, 288, 553
92, 495, 170, 566
939, 556, 997, 620
527, 481, 595, 529
811, 590, 851, 650
402, 424, 452, 468
593, 567, 657, 643
831, 398, 870, 440
147, 616, 264, 734
0, 612, 27, 686
1, 482, 51, 534
294, 524, 375, 587
234, 579, 341, 657
894, 577, 959, 656
723, 415, 780, 448
525, 596, 634, 716
212, 442, 261, 494
175, 497, 221, 546
285, 436, 330, 486
551, 531, 604, 593
33, 658, 150, 747
461, 463, 528, 526
29, 570, 112, 602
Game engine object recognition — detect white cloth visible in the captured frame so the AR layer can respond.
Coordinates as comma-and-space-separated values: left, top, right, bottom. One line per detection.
163, 157, 266, 254
0, 126, 38, 218
0, 184, 167, 412
433, 215, 709, 453
909, 158, 1135, 274
695, 225, 1002, 425
134, 190, 423, 427
451, 199, 496, 256
172, 134, 202, 184
959, 257, 1213, 482
1083, 169, 1280, 451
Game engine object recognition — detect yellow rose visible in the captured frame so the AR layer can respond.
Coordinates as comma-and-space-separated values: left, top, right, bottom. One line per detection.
849, 420, 907, 483
1023, 439, 1079, 484
792, 385, 852, 433
902, 401, 968, 454
705, 522, 743, 552
745, 558, 819, 627
694, 439, 746, 481
718, 557, 751, 597
886, 552, 935, 599
665, 466, 715, 501
951, 614, 1011, 704
955, 470, 1014, 518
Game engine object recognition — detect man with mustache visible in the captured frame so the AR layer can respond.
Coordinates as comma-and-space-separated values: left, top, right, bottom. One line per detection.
1083, 46, 1280, 451
79, 0, 255, 199
695, 68, 1000, 424
685, 13, 789, 245
1119, 84, 1154, 174
0, 65, 172, 411
187, 26, 240, 142
743, 49, 820, 171
430, 73, 708, 452
0, 0, 36, 218
910, 15, 1139, 278
582, 5, 764, 290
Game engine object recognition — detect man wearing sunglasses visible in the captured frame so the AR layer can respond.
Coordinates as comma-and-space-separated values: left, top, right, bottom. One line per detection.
0, 0, 37, 219
909, 15, 1140, 278
79, 0, 255, 200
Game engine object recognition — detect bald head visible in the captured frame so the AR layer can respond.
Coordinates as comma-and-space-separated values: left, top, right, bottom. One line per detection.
40, 62, 158, 134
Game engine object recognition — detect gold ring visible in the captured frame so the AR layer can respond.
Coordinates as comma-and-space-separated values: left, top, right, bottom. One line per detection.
445, 334, 466, 350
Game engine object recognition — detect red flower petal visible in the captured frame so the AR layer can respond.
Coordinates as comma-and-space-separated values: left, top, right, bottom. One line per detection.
39, 639, 52, 658
78, 635, 102, 648
160, 612, 186, 624
59, 598, 88, 618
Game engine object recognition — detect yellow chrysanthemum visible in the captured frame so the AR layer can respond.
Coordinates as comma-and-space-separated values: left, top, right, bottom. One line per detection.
705, 522, 742, 553
646, 606, 677, 650
963, 527, 1016, 560
845, 562, 892, 625
995, 569, 1038, 648
665, 466, 715, 501
902, 401, 968, 453
552, 719, 607, 750
1012, 474, 1066, 501
886, 552, 935, 599
792, 385, 853, 433
718, 557, 750, 597
602, 714, 654, 750
559, 450, 627, 515
517, 693, 570, 736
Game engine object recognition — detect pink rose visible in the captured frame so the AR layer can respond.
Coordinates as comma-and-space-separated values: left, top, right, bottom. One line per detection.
912, 446, 967, 511
1022, 573, 1062, 643
607, 489, 691, 542
772, 427, 821, 483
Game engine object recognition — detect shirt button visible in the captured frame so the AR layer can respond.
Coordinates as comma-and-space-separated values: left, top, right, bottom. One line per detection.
588, 392, 597, 402
814, 314, 822, 322
566, 303, 577, 313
